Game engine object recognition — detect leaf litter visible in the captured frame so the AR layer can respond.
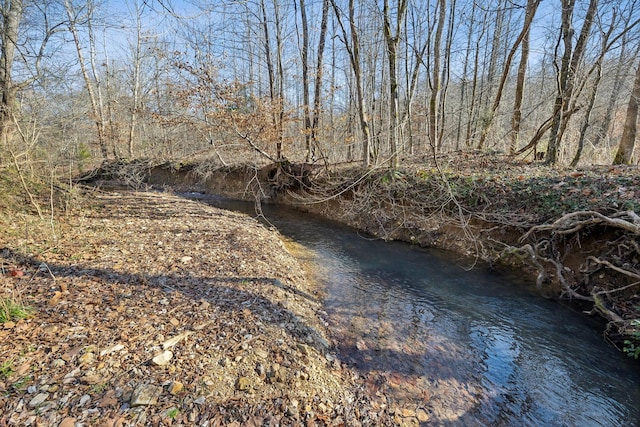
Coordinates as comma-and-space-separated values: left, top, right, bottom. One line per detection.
0, 190, 400, 426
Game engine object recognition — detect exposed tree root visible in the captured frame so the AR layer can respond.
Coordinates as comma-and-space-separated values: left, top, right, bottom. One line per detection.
512, 209, 640, 349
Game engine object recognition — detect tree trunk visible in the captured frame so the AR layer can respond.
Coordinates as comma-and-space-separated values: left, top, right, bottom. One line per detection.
259, 0, 279, 159
297, 0, 312, 162
273, 0, 285, 160
455, 4, 475, 151
383, 0, 408, 168
0, 0, 23, 149
478, 0, 540, 151
127, 0, 144, 158
546, 0, 598, 164
613, 62, 640, 165
310, 0, 329, 162
428, 0, 446, 152
331, 0, 371, 167
593, 37, 637, 147
64, 0, 109, 161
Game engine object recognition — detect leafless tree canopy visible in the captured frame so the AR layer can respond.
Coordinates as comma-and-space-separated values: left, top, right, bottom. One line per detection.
1, 0, 639, 169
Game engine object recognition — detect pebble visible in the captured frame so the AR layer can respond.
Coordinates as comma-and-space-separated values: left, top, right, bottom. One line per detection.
193, 396, 206, 405
28, 392, 49, 408
79, 352, 95, 365
58, 417, 76, 427
236, 376, 251, 391
255, 348, 269, 359
152, 350, 173, 366
130, 385, 161, 406
296, 344, 309, 355
416, 408, 429, 422
52, 359, 66, 368
79, 394, 91, 406
168, 381, 183, 395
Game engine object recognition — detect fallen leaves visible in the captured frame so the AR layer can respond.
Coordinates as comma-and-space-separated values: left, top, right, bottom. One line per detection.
0, 191, 391, 426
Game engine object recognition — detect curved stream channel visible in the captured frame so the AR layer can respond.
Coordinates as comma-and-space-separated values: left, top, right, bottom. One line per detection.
191, 194, 640, 426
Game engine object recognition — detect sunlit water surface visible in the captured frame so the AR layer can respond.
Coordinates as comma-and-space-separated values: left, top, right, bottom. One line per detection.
192, 194, 640, 426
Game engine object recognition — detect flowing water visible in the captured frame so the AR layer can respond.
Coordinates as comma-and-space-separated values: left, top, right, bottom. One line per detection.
193, 194, 640, 426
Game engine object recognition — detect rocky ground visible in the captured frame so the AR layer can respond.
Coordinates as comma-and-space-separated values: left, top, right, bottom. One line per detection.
0, 190, 401, 426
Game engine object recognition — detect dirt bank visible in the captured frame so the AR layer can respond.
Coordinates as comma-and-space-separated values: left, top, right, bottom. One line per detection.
0, 191, 401, 426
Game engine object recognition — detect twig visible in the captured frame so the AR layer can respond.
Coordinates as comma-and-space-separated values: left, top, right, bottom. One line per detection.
587, 256, 640, 280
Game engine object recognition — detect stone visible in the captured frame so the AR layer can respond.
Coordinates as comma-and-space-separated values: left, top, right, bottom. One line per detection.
296, 344, 310, 355
416, 408, 429, 422
168, 381, 183, 395
99, 344, 125, 356
193, 396, 206, 405
58, 417, 76, 427
51, 359, 66, 368
130, 385, 161, 406
254, 348, 269, 359
79, 394, 91, 406
80, 372, 103, 385
79, 352, 95, 366
401, 407, 416, 417
28, 392, 49, 408
151, 350, 173, 366
266, 365, 286, 383
236, 376, 251, 392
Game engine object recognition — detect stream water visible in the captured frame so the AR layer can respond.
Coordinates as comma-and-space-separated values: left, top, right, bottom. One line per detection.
192, 194, 640, 426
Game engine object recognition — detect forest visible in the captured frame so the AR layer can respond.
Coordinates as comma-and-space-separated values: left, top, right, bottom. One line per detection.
2, 2, 640, 424
0, 0, 639, 171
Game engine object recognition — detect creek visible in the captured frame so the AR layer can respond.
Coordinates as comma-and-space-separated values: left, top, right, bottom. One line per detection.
191, 194, 640, 426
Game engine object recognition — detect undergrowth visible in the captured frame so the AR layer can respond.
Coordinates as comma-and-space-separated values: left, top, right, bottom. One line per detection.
0, 297, 33, 323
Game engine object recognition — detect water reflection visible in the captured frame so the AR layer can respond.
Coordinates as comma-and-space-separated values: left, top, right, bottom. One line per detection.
193, 195, 640, 426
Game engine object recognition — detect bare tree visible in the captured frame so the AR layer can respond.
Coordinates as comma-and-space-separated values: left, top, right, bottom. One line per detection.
0, 0, 62, 151
427, 0, 446, 152
296, 0, 312, 161
310, 0, 330, 162
477, 0, 540, 151
331, 0, 371, 167
613, 60, 640, 164
126, 0, 145, 158
545, 0, 598, 164
64, 0, 110, 161
382, 0, 408, 168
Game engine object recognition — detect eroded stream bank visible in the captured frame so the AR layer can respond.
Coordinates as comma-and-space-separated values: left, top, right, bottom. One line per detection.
190, 194, 640, 426
137, 159, 640, 352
